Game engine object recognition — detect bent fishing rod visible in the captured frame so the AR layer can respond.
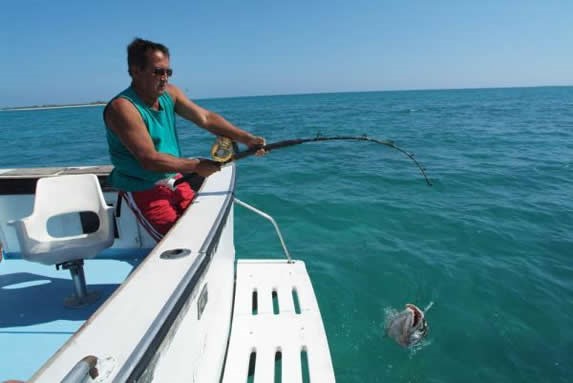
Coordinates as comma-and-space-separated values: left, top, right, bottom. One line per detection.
175, 134, 432, 187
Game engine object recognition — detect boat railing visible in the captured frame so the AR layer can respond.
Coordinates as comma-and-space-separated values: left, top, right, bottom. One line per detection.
60, 355, 98, 383
234, 198, 292, 263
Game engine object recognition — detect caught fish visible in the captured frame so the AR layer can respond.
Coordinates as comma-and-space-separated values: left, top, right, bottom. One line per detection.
385, 303, 431, 348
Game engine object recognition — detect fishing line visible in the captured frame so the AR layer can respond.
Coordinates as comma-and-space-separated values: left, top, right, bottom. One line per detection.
423, 301, 434, 313
175, 134, 432, 187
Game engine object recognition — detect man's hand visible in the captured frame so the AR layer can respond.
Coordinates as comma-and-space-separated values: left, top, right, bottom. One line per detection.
195, 158, 222, 177
246, 135, 267, 156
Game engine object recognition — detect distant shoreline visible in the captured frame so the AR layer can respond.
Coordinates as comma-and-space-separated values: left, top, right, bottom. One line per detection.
1, 102, 106, 112
2, 84, 571, 110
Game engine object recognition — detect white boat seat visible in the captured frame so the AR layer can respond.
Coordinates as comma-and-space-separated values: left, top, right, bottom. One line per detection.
9, 174, 114, 306
10, 174, 114, 266
222, 260, 335, 383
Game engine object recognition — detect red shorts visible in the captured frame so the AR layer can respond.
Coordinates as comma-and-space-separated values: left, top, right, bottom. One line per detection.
122, 174, 196, 241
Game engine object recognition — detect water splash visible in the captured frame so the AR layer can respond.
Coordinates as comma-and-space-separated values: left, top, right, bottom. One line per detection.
407, 337, 433, 358
383, 306, 401, 332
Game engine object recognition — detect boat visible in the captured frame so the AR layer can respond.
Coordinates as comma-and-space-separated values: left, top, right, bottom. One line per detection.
0, 163, 335, 382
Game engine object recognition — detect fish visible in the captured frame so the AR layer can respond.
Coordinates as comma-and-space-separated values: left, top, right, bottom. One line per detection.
385, 303, 430, 348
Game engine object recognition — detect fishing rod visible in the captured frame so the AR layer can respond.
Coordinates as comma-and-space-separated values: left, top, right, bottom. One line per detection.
175, 134, 432, 187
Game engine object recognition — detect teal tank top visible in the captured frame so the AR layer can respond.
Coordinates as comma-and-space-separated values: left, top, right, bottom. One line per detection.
104, 87, 181, 191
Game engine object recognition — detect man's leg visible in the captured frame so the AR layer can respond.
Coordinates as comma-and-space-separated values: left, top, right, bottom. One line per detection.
125, 180, 197, 241
174, 178, 196, 213
126, 186, 178, 241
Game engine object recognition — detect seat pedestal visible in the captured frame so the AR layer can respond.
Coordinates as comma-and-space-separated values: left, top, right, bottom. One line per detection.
58, 260, 99, 308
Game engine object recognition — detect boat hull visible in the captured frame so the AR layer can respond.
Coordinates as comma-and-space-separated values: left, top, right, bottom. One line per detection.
1, 164, 237, 382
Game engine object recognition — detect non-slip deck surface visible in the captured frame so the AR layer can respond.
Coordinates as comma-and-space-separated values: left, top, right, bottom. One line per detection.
222, 260, 335, 383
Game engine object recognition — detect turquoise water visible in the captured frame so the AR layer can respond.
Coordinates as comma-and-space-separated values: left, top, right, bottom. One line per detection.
1, 87, 572, 382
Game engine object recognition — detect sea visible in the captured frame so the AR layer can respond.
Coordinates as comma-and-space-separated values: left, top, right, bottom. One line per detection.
1, 86, 572, 382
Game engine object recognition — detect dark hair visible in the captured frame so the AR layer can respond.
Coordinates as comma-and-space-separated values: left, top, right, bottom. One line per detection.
127, 38, 170, 76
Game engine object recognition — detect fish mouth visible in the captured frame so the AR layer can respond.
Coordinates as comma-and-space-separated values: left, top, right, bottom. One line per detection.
405, 304, 424, 327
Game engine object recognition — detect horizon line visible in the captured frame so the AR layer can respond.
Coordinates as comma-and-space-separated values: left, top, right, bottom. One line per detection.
194, 83, 572, 102
2, 84, 571, 110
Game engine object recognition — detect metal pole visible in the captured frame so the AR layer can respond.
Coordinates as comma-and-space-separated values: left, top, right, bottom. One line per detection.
234, 198, 293, 263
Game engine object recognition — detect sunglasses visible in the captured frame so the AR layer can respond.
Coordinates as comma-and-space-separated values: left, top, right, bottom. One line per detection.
152, 67, 173, 77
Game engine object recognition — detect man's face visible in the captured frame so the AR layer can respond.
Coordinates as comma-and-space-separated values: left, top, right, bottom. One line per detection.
132, 50, 172, 98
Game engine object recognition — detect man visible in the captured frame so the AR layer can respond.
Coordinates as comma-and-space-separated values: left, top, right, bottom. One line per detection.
104, 38, 265, 241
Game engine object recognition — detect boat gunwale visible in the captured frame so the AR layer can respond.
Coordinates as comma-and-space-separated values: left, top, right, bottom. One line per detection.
20, 164, 236, 382
118, 164, 236, 381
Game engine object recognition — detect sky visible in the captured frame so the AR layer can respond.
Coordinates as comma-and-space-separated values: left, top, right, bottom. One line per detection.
1, 0, 571, 107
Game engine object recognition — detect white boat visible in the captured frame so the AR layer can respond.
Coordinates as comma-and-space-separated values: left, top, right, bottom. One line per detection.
0, 163, 335, 382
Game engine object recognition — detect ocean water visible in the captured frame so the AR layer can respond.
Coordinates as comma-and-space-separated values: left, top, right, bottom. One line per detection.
1, 87, 572, 382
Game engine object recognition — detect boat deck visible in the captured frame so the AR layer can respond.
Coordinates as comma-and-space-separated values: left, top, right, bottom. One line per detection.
0, 164, 335, 382
0, 257, 141, 380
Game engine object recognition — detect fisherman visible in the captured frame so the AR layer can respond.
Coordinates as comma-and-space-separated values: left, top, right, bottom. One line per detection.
385, 303, 430, 348
104, 38, 265, 241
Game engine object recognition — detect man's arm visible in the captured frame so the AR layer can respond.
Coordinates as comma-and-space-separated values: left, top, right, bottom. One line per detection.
104, 98, 220, 177
166, 84, 265, 149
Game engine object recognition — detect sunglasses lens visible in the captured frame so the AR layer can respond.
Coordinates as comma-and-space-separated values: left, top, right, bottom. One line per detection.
153, 68, 173, 77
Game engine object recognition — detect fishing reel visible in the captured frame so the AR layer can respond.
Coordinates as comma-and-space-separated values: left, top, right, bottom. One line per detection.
210, 136, 238, 163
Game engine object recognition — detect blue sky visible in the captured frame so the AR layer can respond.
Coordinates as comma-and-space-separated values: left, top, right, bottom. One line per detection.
1, 0, 571, 107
